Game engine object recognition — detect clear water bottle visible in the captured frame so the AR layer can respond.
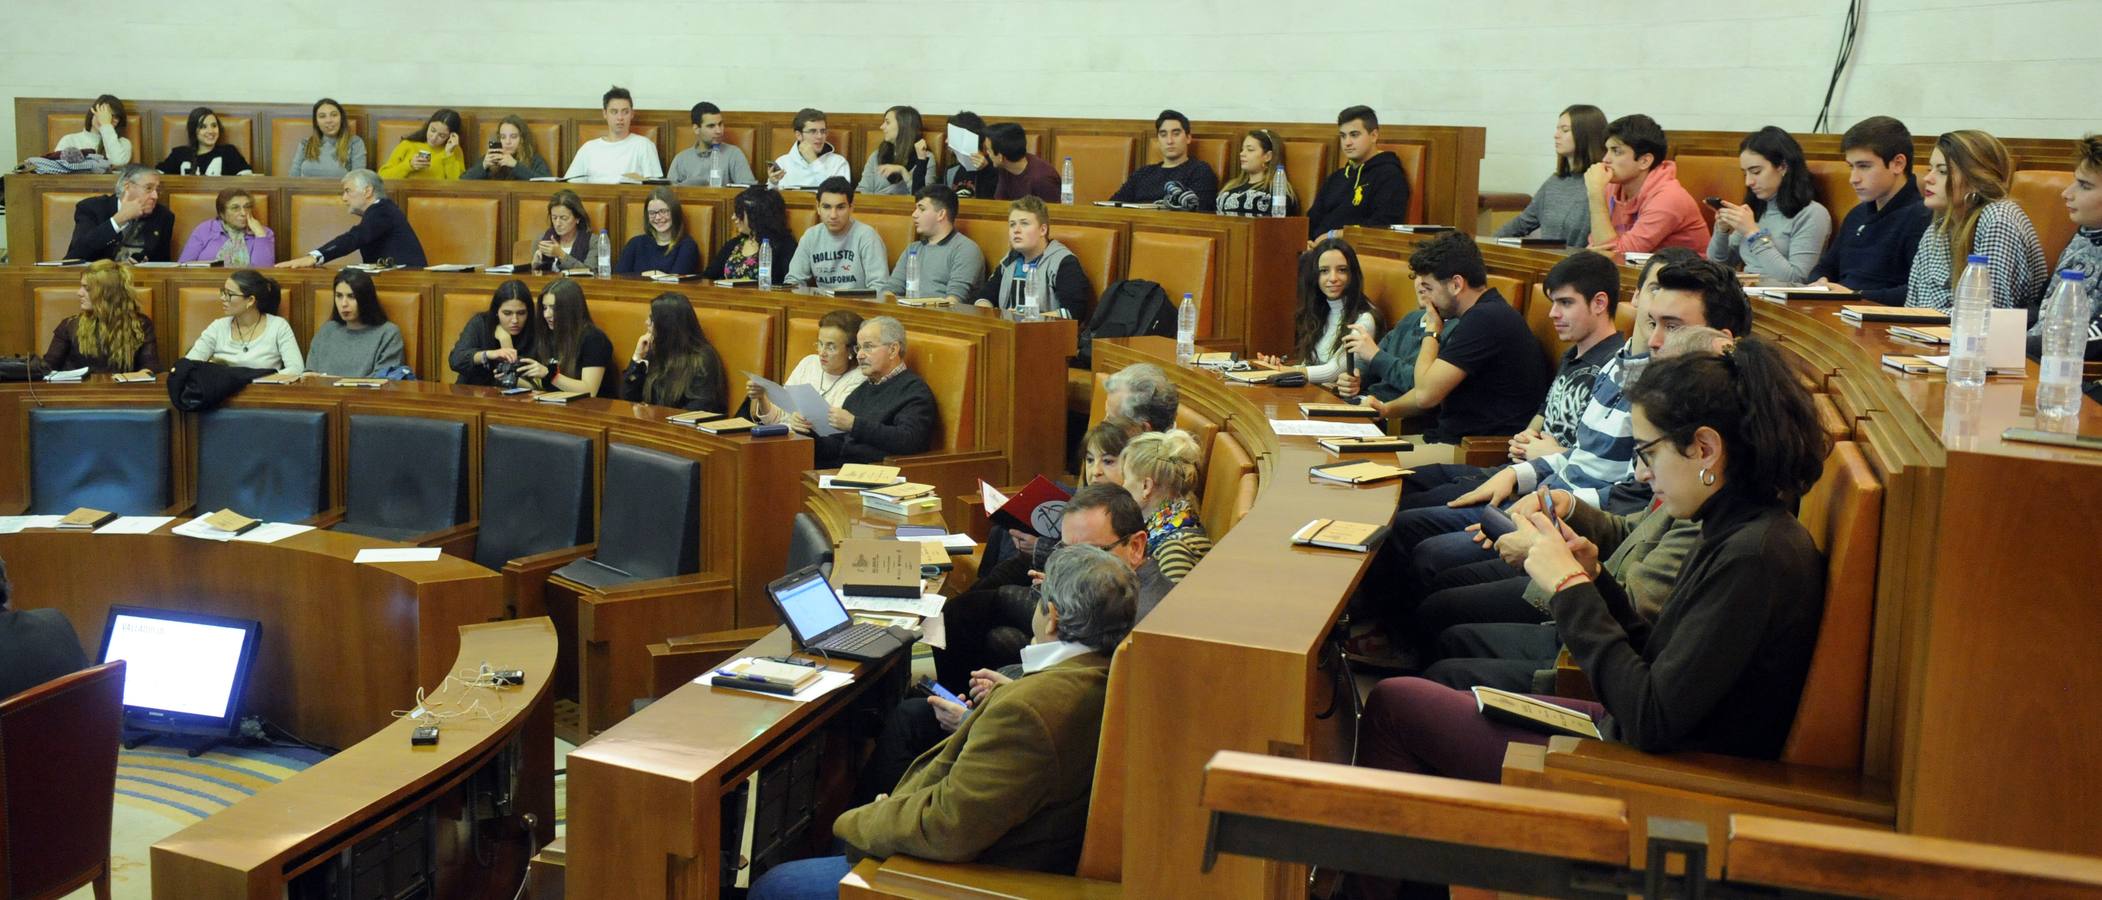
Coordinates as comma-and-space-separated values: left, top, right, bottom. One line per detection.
1059, 156, 1075, 205
757, 237, 773, 290
1175, 292, 1198, 365
592, 229, 611, 278
2037, 270, 2092, 417
1948, 254, 1993, 387
1021, 262, 1042, 321
708, 161, 723, 187
904, 246, 922, 297
1269, 165, 1288, 217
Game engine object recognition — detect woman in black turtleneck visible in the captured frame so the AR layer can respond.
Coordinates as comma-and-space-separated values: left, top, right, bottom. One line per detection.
1357, 336, 1833, 782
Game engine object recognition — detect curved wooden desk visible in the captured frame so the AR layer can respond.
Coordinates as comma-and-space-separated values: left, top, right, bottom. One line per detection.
0, 522, 500, 750
151, 617, 559, 900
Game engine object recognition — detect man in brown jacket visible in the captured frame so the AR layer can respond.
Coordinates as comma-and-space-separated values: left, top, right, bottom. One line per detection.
748, 545, 1137, 899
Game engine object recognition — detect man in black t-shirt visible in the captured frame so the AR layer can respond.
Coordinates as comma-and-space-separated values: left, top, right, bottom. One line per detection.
1107, 110, 1218, 212
1369, 233, 1548, 467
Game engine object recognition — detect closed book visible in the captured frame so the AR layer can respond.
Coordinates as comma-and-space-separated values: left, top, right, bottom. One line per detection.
832, 464, 903, 489
1889, 325, 1953, 345
666, 409, 724, 426
834, 539, 921, 598
111, 370, 155, 383
1308, 460, 1409, 485
715, 657, 820, 692
253, 372, 301, 384
918, 540, 953, 570
861, 482, 935, 502
695, 416, 757, 434
863, 495, 943, 517
1389, 224, 1455, 233
1290, 518, 1387, 552
200, 508, 262, 535
1472, 686, 1602, 739
1881, 354, 1940, 374
1494, 236, 1567, 247
424, 263, 479, 272
58, 507, 117, 529
895, 296, 953, 307
533, 390, 587, 403
710, 674, 798, 696
1319, 436, 1413, 453
1839, 304, 1949, 324
332, 377, 388, 388
817, 288, 880, 298
1298, 402, 1379, 418
712, 278, 757, 287
981, 475, 1072, 538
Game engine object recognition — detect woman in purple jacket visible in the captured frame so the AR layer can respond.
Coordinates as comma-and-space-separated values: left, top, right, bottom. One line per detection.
178, 187, 276, 266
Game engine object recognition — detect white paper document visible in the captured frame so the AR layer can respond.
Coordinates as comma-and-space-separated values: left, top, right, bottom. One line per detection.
234, 522, 315, 544
1269, 419, 1384, 439
744, 371, 842, 436
171, 518, 242, 542
95, 516, 174, 535
946, 124, 983, 170
354, 547, 444, 564
920, 613, 948, 649
697, 667, 856, 703
841, 593, 947, 617
0, 515, 64, 534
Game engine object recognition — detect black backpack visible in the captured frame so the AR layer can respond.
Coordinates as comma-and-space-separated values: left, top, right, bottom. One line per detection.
1075, 278, 1175, 368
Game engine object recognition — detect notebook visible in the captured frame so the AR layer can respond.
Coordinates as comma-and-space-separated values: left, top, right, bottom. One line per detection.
1298, 402, 1380, 418
1472, 686, 1602, 739
1839, 305, 1949, 324
1290, 518, 1387, 552
1308, 460, 1409, 485
832, 464, 903, 489
1319, 435, 1413, 453
764, 565, 910, 663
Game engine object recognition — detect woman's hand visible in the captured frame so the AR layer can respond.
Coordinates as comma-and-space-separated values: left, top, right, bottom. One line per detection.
746, 380, 766, 403
1010, 531, 1040, 555
484, 347, 520, 365
632, 331, 653, 362
913, 139, 932, 160
1520, 511, 1598, 589
1715, 200, 1757, 236
489, 150, 515, 168
785, 412, 813, 435
443, 132, 461, 154
1335, 371, 1360, 398
877, 163, 907, 181
516, 358, 549, 380
246, 216, 270, 238
536, 239, 561, 259
410, 151, 431, 172
1253, 353, 1286, 368
94, 103, 115, 130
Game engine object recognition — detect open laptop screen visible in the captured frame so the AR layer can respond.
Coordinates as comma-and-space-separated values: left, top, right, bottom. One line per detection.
775, 571, 850, 641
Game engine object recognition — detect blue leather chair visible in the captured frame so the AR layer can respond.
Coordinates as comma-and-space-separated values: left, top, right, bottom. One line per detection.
786, 511, 831, 577
194, 408, 329, 523
333, 414, 469, 542
553, 442, 698, 588
475, 424, 594, 571
29, 408, 171, 515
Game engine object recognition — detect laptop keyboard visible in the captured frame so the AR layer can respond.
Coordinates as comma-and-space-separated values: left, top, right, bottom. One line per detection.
817, 623, 888, 652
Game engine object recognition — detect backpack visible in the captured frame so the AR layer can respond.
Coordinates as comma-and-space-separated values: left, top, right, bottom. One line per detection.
1075, 278, 1175, 368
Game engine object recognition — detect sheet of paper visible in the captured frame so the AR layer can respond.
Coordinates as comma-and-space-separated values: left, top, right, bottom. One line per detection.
818, 474, 907, 490
354, 547, 444, 564
744, 372, 841, 436
841, 592, 947, 617
94, 516, 173, 535
946, 124, 982, 170
1269, 419, 1384, 439
1987, 308, 2026, 371
895, 532, 977, 553
697, 667, 856, 703
234, 522, 315, 544
171, 518, 240, 542
920, 613, 948, 650
0, 515, 64, 534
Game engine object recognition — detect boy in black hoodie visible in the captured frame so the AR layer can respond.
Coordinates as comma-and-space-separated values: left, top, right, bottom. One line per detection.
1307, 105, 1411, 239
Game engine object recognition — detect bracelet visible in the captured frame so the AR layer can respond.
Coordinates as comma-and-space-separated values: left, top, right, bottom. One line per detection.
1551, 571, 1591, 594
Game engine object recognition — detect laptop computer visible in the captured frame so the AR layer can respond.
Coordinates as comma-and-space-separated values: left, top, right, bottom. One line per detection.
764, 564, 912, 662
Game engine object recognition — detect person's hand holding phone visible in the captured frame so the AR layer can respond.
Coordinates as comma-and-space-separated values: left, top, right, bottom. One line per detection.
929, 693, 971, 732
412, 149, 431, 172
1714, 199, 1757, 235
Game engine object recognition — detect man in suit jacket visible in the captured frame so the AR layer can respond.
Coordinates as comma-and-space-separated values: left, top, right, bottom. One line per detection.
65, 164, 174, 263
748, 546, 1136, 899
277, 169, 427, 269
0, 557, 90, 701
814, 315, 940, 468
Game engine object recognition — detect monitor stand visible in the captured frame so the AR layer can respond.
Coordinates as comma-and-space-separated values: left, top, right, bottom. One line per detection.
123, 728, 230, 758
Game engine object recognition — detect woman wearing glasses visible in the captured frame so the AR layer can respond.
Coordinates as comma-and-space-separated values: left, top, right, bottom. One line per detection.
185, 270, 303, 374
614, 186, 702, 277
177, 187, 275, 267
744, 308, 866, 434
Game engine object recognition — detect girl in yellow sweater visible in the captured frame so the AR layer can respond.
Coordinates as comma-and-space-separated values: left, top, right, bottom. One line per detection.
378, 109, 465, 180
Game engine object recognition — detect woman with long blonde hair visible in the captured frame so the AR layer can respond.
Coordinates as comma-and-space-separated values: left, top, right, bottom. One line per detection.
45, 259, 159, 373
1906, 129, 2048, 311
1216, 128, 1300, 217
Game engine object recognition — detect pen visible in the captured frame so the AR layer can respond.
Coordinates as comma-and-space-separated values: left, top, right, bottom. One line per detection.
715, 670, 771, 683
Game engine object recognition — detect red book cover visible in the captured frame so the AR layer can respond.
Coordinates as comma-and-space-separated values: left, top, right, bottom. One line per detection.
980, 476, 1073, 539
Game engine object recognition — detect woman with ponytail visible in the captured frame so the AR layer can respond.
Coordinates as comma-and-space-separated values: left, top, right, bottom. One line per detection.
185, 270, 303, 374
1355, 336, 1831, 787
1906, 129, 2048, 312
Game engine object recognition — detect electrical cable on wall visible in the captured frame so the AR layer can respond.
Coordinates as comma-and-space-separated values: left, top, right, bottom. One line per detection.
1813, 0, 1865, 132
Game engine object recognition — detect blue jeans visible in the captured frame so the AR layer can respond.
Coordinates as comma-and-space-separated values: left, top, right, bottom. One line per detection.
748, 855, 854, 900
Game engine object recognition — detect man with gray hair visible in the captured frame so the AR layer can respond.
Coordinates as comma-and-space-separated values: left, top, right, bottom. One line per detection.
816, 315, 939, 468
1102, 362, 1179, 432
757, 546, 1132, 895
65, 163, 173, 262
277, 169, 426, 269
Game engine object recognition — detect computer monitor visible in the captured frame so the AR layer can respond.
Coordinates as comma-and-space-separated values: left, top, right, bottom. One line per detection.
98, 605, 261, 738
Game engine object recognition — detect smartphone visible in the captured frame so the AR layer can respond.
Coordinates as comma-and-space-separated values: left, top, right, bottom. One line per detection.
1703, 196, 1724, 209
1477, 505, 1517, 541
929, 681, 969, 711
488, 138, 502, 150
499, 385, 531, 395
1537, 484, 1560, 531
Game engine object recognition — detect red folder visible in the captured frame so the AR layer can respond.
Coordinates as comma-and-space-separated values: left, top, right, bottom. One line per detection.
980, 476, 1073, 539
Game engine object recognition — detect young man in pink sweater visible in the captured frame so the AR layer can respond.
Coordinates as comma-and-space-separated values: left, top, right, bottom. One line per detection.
1585, 114, 1711, 255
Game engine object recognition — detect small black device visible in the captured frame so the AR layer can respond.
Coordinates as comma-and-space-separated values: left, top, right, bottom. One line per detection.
1703, 196, 1725, 209
1477, 505, 1517, 541
487, 138, 502, 150
751, 422, 791, 437
764, 565, 911, 662
492, 359, 520, 389
1270, 371, 1308, 388
490, 669, 526, 686
411, 725, 439, 746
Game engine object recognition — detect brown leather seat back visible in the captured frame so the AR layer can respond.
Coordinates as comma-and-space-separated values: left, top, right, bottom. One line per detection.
1360, 253, 1418, 325
373, 119, 431, 160
1671, 155, 1743, 230
43, 110, 142, 161
1047, 134, 1137, 205
591, 300, 648, 381
406, 196, 502, 267
953, 217, 1012, 279
439, 290, 488, 384
1174, 406, 1219, 472
1126, 232, 1218, 333
40, 192, 98, 261
1808, 159, 1859, 225
289, 192, 364, 265
308, 287, 424, 372
719, 126, 757, 164
35, 287, 156, 359
851, 212, 914, 269
270, 117, 364, 177
903, 331, 975, 451
158, 113, 254, 169
1526, 283, 1570, 371
1055, 224, 1119, 299
1074, 637, 1131, 882
1374, 142, 1427, 223
1199, 431, 1256, 538
0, 660, 126, 900
785, 315, 820, 371
177, 285, 224, 356
2010, 170, 2077, 270
1783, 441, 1882, 770
167, 192, 271, 258
621, 201, 717, 262
1282, 139, 1332, 218
476, 119, 565, 176
691, 305, 775, 408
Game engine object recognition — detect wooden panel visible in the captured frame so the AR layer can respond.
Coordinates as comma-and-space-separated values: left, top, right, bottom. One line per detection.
1727, 814, 2102, 899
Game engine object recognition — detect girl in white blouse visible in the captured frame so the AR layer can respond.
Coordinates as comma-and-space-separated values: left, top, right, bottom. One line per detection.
185, 270, 304, 374
1258, 236, 1381, 385
744, 308, 868, 433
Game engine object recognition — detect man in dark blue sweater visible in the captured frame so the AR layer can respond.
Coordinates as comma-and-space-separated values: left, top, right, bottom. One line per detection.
817, 316, 940, 468
1108, 110, 1218, 212
278, 169, 428, 269
1807, 116, 1932, 305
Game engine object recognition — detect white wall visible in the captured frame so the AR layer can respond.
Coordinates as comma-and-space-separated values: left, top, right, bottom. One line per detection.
4, 0, 2096, 195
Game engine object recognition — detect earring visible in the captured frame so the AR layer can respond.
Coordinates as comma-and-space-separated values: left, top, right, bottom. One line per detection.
1699, 467, 1716, 486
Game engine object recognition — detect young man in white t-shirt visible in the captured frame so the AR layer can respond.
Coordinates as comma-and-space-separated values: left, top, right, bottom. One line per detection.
563, 86, 663, 184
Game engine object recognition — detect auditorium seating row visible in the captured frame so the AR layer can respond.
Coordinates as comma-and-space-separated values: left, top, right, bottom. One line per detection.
13, 97, 1487, 226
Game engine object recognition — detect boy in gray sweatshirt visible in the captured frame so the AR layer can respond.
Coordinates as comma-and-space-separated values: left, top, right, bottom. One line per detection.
786, 177, 890, 290
879, 184, 986, 301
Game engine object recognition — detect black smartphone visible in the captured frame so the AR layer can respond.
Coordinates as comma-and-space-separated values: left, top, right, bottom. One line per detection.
1478, 505, 1517, 541
1703, 196, 1724, 209
488, 138, 502, 150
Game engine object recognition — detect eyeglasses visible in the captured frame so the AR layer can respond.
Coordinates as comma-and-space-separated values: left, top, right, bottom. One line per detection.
814, 340, 842, 354
647, 208, 673, 218
1631, 435, 1667, 470
218, 288, 247, 301
1080, 532, 1138, 553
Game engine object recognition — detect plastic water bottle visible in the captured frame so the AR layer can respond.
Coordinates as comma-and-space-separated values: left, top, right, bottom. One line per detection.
1060, 157, 1075, 205
1175, 292, 1198, 365
1020, 262, 1042, 321
592, 229, 611, 278
757, 238, 773, 290
2037, 270, 2092, 417
904, 246, 922, 297
1269, 165, 1288, 217
708, 161, 723, 187
1947, 254, 1993, 387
